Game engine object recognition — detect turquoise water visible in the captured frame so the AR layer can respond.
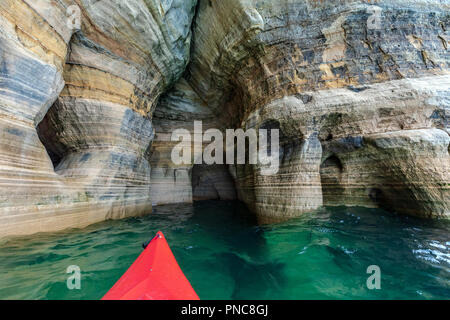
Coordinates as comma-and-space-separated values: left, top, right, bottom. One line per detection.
0, 201, 449, 300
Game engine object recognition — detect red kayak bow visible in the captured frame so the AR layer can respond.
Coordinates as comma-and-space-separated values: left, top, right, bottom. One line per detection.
102, 231, 199, 300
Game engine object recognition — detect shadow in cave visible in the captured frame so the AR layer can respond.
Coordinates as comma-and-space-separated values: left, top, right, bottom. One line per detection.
191, 164, 237, 201
320, 155, 345, 206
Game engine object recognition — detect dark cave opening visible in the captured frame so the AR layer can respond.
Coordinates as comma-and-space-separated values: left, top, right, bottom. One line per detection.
191, 164, 237, 201
320, 155, 345, 205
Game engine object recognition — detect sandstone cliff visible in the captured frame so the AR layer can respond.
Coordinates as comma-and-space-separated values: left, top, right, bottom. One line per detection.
0, 0, 448, 237
0, 0, 197, 236
183, 0, 450, 223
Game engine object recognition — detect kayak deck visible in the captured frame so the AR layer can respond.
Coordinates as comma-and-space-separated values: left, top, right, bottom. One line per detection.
102, 231, 199, 300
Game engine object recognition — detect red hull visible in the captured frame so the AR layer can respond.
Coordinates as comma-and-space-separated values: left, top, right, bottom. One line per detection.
102, 231, 199, 300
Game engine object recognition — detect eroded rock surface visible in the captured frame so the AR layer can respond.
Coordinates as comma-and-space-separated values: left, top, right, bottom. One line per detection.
184, 0, 450, 222
0, 0, 449, 236
0, 0, 197, 236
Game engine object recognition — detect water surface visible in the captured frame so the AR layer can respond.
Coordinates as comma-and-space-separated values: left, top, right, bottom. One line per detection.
0, 201, 448, 299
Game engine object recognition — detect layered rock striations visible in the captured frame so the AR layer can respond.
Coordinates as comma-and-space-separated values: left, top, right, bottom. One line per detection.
149, 78, 236, 205
0, 0, 197, 236
185, 0, 449, 222
0, 0, 449, 236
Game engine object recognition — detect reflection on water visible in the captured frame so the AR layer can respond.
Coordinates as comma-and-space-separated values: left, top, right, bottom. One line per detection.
0, 201, 448, 300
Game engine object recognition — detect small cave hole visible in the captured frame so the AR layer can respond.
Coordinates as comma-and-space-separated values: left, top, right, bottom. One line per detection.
368, 188, 384, 203
36, 105, 65, 171
320, 155, 345, 205
321, 155, 343, 172
191, 164, 237, 201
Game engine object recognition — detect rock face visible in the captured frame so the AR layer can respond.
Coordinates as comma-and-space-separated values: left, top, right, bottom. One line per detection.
0, 0, 197, 236
182, 0, 450, 223
0, 0, 449, 236
149, 77, 236, 205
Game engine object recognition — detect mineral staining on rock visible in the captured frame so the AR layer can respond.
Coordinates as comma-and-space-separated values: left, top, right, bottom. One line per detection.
183, 0, 449, 222
149, 78, 236, 205
0, 0, 449, 236
0, 0, 197, 236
